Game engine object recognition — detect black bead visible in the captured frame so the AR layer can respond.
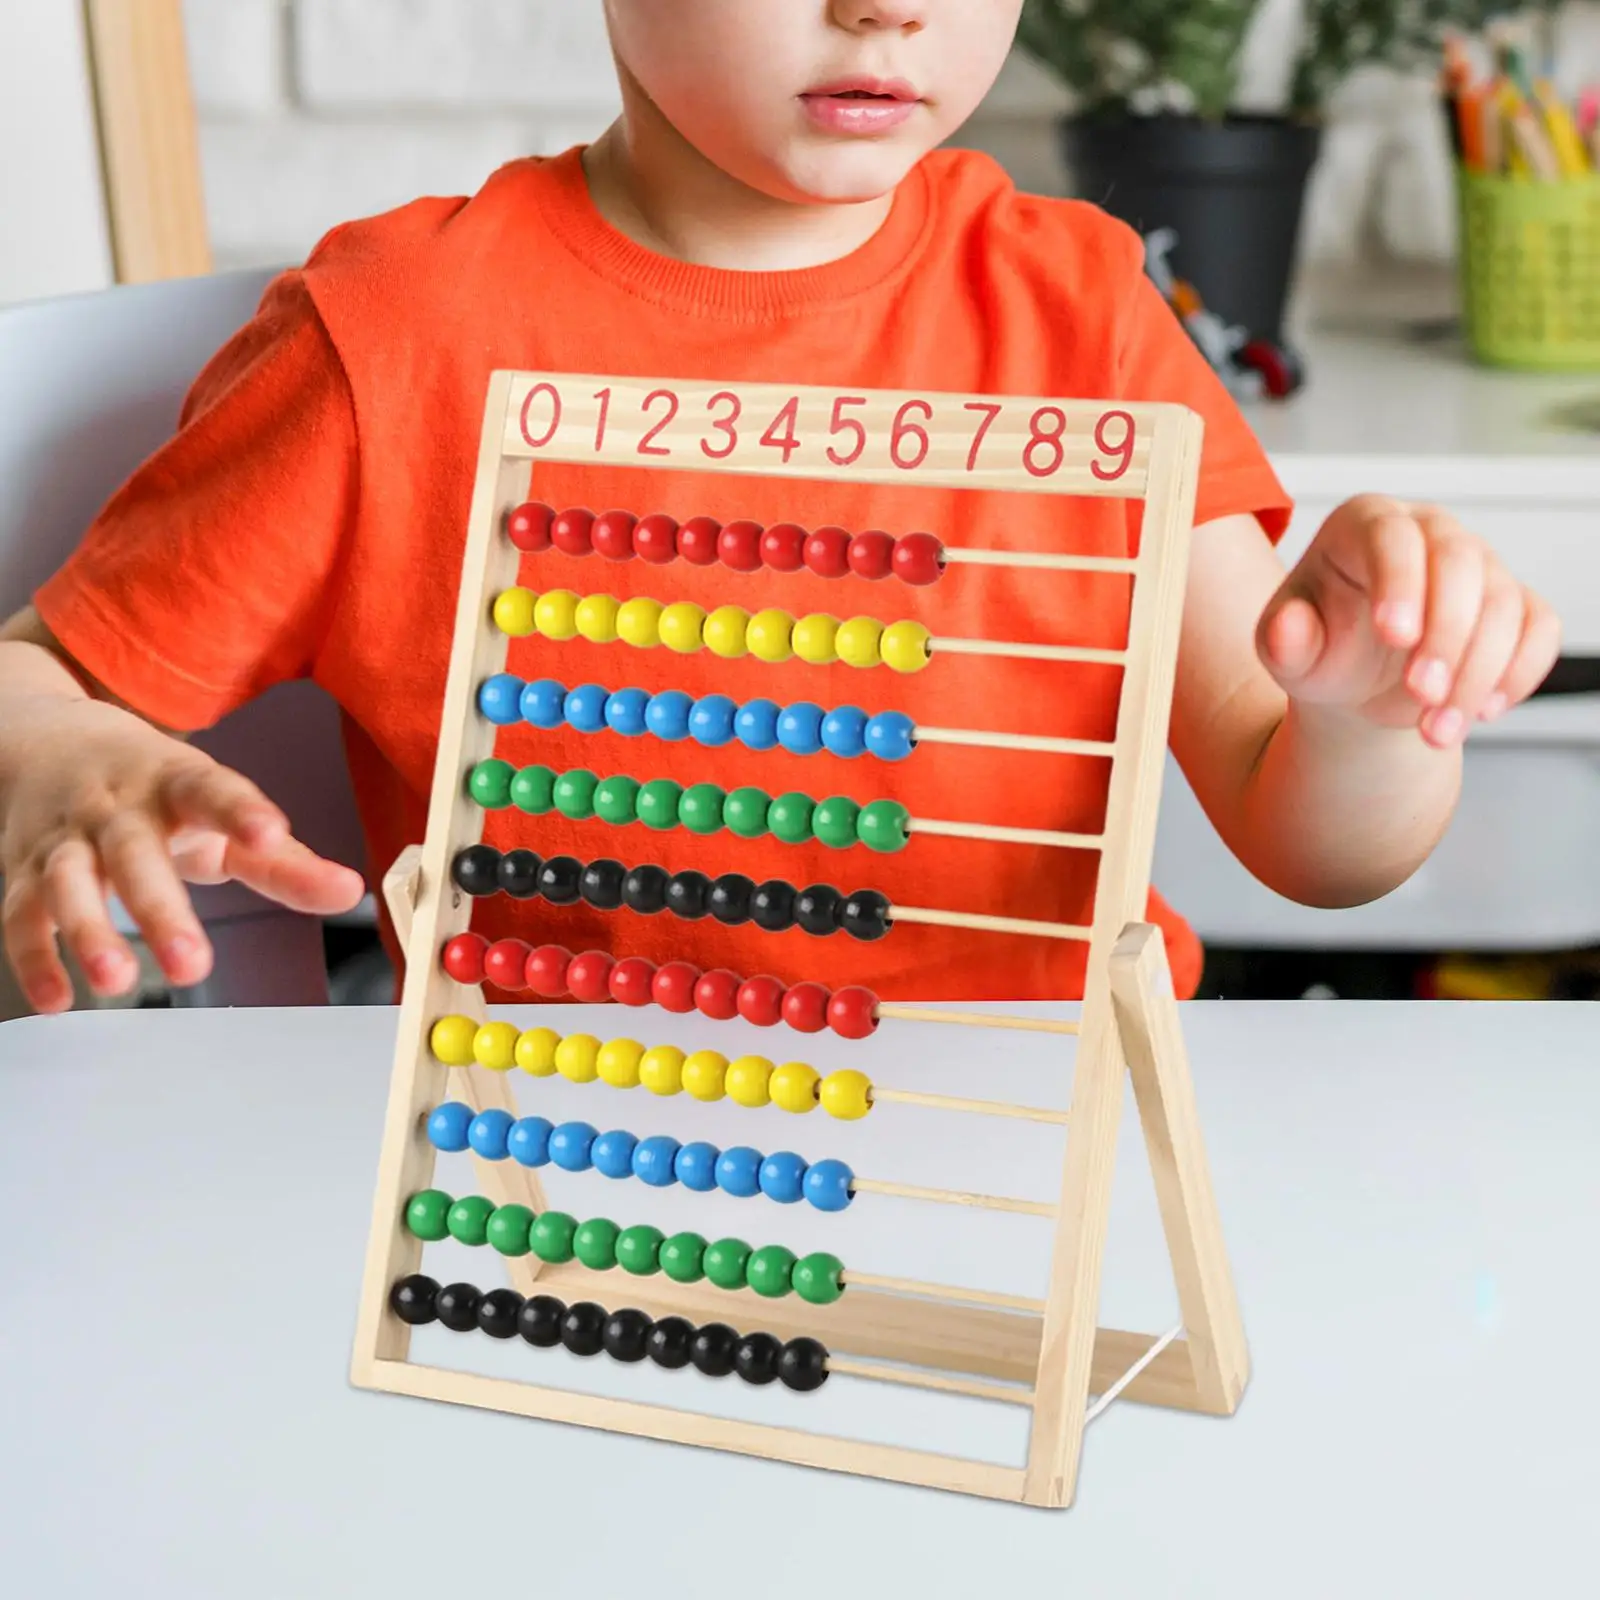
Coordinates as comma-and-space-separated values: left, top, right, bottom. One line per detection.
794, 883, 842, 936
734, 1332, 783, 1386
689, 1322, 738, 1377
778, 1337, 831, 1392
580, 858, 626, 910
435, 1282, 482, 1332
601, 1308, 653, 1364
452, 845, 501, 897
476, 1287, 525, 1340
708, 873, 754, 925
389, 1274, 439, 1326
537, 855, 583, 905
665, 870, 711, 920
518, 1294, 567, 1348
750, 879, 796, 932
560, 1301, 607, 1357
840, 889, 891, 942
622, 864, 670, 914
646, 1316, 695, 1370
497, 848, 543, 899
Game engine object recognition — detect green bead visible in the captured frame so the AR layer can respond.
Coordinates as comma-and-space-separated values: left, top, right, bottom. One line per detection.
857, 799, 910, 853
793, 1251, 846, 1305
510, 765, 557, 815
486, 1203, 536, 1257
404, 1189, 452, 1242
573, 1216, 620, 1271
724, 787, 771, 839
445, 1194, 496, 1247
660, 1231, 707, 1283
812, 796, 861, 849
468, 759, 514, 809
768, 793, 815, 845
679, 782, 727, 836
636, 779, 684, 831
746, 1244, 797, 1298
615, 1224, 665, 1275
529, 1211, 578, 1264
552, 768, 600, 820
703, 1237, 752, 1290
593, 774, 641, 825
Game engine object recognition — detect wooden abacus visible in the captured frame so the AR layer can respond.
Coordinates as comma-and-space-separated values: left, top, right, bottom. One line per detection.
350, 373, 1249, 1508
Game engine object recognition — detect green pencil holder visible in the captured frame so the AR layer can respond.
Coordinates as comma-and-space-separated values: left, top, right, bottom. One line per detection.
1456, 169, 1600, 371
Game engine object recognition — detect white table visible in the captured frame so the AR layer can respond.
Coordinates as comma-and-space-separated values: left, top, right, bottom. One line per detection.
3, 1001, 1597, 1598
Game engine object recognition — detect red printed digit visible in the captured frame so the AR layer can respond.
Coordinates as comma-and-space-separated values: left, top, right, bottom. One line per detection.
519, 381, 562, 449
826, 395, 867, 466
760, 396, 803, 464
962, 402, 1002, 471
701, 390, 741, 459
593, 387, 612, 451
638, 388, 679, 456
890, 399, 932, 471
1023, 406, 1067, 478
1091, 410, 1136, 481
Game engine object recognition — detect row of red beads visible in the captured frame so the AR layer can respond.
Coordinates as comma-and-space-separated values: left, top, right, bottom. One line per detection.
506, 502, 945, 588
442, 932, 879, 1039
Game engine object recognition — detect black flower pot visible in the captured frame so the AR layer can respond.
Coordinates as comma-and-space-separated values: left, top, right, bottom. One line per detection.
1058, 113, 1322, 345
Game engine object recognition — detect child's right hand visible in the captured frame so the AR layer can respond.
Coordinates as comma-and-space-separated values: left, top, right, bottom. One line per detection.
2, 697, 366, 1014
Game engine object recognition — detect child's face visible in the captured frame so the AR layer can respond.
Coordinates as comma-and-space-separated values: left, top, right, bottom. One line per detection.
604, 0, 1024, 203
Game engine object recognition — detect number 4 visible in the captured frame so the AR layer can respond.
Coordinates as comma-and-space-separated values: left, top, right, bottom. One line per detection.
760, 397, 802, 464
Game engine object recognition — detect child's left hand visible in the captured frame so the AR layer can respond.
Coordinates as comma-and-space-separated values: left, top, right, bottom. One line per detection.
1254, 494, 1560, 748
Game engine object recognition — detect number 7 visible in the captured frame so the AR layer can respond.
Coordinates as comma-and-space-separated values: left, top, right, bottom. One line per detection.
963, 402, 1002, 471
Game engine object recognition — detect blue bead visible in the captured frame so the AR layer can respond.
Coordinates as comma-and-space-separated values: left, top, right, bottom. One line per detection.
734, 699, 781, 751
507, 1116, 553, 1167
605, 687, 651, 737
645, 690, 693, 742
688, 694, 738, 748
521, 678, 568, 730
674, 1141, 721, 1192
864, 711, 916, 763
590, 1128, 639, 1179
758, 1151, 809, 1205
564, 683, 609, 733
477, 674, 526, 727
820, 705, 869, 759
715, 1146, 764, 1199
548, 1120, 598, 1173
803, 1158, 855, 1212
776, 702, 825, 756
633, 1135, 682, 1188
466, 1108, 514, 1161
426, 1101, 474, 1153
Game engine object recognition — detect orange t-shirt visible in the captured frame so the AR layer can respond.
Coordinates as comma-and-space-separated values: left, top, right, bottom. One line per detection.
34, 146, 1290, 1003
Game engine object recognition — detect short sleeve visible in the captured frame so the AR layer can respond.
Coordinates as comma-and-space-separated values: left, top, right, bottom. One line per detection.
32, 271, 358, 732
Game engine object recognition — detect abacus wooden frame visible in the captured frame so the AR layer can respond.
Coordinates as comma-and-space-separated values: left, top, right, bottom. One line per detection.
350, 373, 1249, 1509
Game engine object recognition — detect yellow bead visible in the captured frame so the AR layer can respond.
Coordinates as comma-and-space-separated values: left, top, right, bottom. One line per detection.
769, 1061, 820, 1113
574, 592, 621, 644
639, 1044, 687, 1096
746, 608, 795, 664
881, 619, 932, 674
703, 605, 751, 659
682, 1049, 729, 1102
515, 1026, 561, 1077
791, 613, 840, 666
554, 1032, 602, 1083
658, 601, 707, 655
726, 1055, 774, 1108
835, 616, 885, 669
820, 1068, 874, 1121
616, 596, 663, 649
596, 1037, 646, 1089
492, 588, 538, 638
473, 1020, 520, 1072
533, 589, 580, 641
429, 1014, 478, 1067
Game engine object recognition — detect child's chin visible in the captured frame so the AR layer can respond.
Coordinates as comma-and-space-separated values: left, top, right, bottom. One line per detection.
774, 143, 924, 206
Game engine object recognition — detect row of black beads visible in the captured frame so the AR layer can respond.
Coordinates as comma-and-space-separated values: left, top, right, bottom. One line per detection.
390, 1275, 829, 1391
450, 846, 890, 941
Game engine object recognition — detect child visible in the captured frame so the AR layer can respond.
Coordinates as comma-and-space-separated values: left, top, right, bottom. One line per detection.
0, 0, 1558, 1016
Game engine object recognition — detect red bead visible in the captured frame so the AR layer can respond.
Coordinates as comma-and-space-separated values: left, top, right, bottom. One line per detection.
780, 982, 830, 1034
609, 956, 657, 1007
677, 516, 722, 566
507, 502, 553, 552
566, 949, 616, 1003
525, 944, 574, 998
652, 960, 702, 1014
736, 975, 786, 1028
847, 530, 895, 580
827, 986, 879, 1039
760, 523, 808, 572
803, 525, 851, 578
441, 932, 488, 985
694, 968, 742, 1021
550, 507, 595, 556
633, 513, 679, 564
590, 509, 638, 561
483, 938, 531, 991
891, 531, 945, 586
718, 519, 764, 572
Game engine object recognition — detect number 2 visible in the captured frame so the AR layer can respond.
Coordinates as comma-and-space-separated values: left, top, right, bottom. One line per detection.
638, 389, 678, 456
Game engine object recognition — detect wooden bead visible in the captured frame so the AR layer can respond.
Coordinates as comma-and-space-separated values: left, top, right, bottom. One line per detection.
574, 592, 621, 643
633, 512, 679, 563
573, 1217, 620, 1271
750, 880, 797, 932
610, 957, 657, 1007
857, 800, 910, 853
793, 1251, 845, 1305
566, 949, 615, 1002
533, 590, 580, 640
622, 865, 670, 913
840, 890, 892, 941
682, 1050, 729, 1102
518, 1294, 566, 1347
446, 1194, 495, 1246
847, 530, 895, 580
616, 596, 663, 648
702, 1239, 751, 1291
493, 587, 538, 637
891, 531, 944, 585
694, 969, 742, 1020
530, 1212, 579, 1264
803, 525, 851, 577
469, 758, 515, 808
795, 884, 843, 936
647, 1316, 695, 1368
690, 1322, 739, 1376
429, 1014, 476, 1066
665, 871, 712, 919
677, 515, 722, 565
802, 1159, 854, 1212
506, 501, 553, 551
389, 1274, 439, 1325
835, 616, 884, 669
524, 944, 571, 997
812, 796, 860, 849
451, 844, 500, 897
726, 1055, 774, 1108
405, 1189, 452, 1241
708, 874, 754, 925
550, 507, 595, 555
734, 1332, 783, 1384
602, 1309, 653, 1363
659, 601, 707, 654
487, 1204, 536, 1257
703, 605, 751, 659
426, 1102, 473, 1152
499, 849, 544, 899
434, 1283, 481, 1333
616, 1224, 665, 1276
441, 933, 487, 985
723, 786, 771, 839
679, 783, 727, 836
791, 613, 840, 665
827, 985, 878, 1038
746, 608, 795, 663
779, 1338, 831, 1391
718, 519, 764, 571
595, 1037, 645, 1088
737, 975, 785, 1027
880, 619, 932, 674
535, 855, 582, 905
652, 960, 701, 1013
761, 522, 808, 570
554, 1034, 602, 1083
769, 1061, 821, 1114
820, 1069, 873, 1121
590, 508, 638, 560
745, 1245, 797, 1299
514, 1026, 560, 1077
639, 1044, 687, 1096
660, 1233, 707, 1284
636, 779, 683, 830
560, 1302, 607, 1357
781, 982, 830, 1033
482, 937, 530, 990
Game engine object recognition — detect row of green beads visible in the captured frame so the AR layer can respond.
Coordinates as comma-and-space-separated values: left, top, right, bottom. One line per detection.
404, 1189, 845, 1304
467, 759, 910, 854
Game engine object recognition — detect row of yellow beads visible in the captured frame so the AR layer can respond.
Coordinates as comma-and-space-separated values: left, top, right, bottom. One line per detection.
491, 587, 931, 674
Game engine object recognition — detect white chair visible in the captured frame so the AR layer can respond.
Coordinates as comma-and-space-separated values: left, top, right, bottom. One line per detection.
0, 269, 371, 1008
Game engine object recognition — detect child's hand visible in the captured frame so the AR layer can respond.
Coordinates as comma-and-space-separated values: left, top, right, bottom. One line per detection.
2, 699, 366, 1013
1254, 495, 1560, 748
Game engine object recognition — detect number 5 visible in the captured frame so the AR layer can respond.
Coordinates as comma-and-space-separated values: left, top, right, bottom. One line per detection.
826, 396, 866, 466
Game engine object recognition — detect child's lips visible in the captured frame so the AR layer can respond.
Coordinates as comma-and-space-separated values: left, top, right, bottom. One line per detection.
800, 77, 921, 134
